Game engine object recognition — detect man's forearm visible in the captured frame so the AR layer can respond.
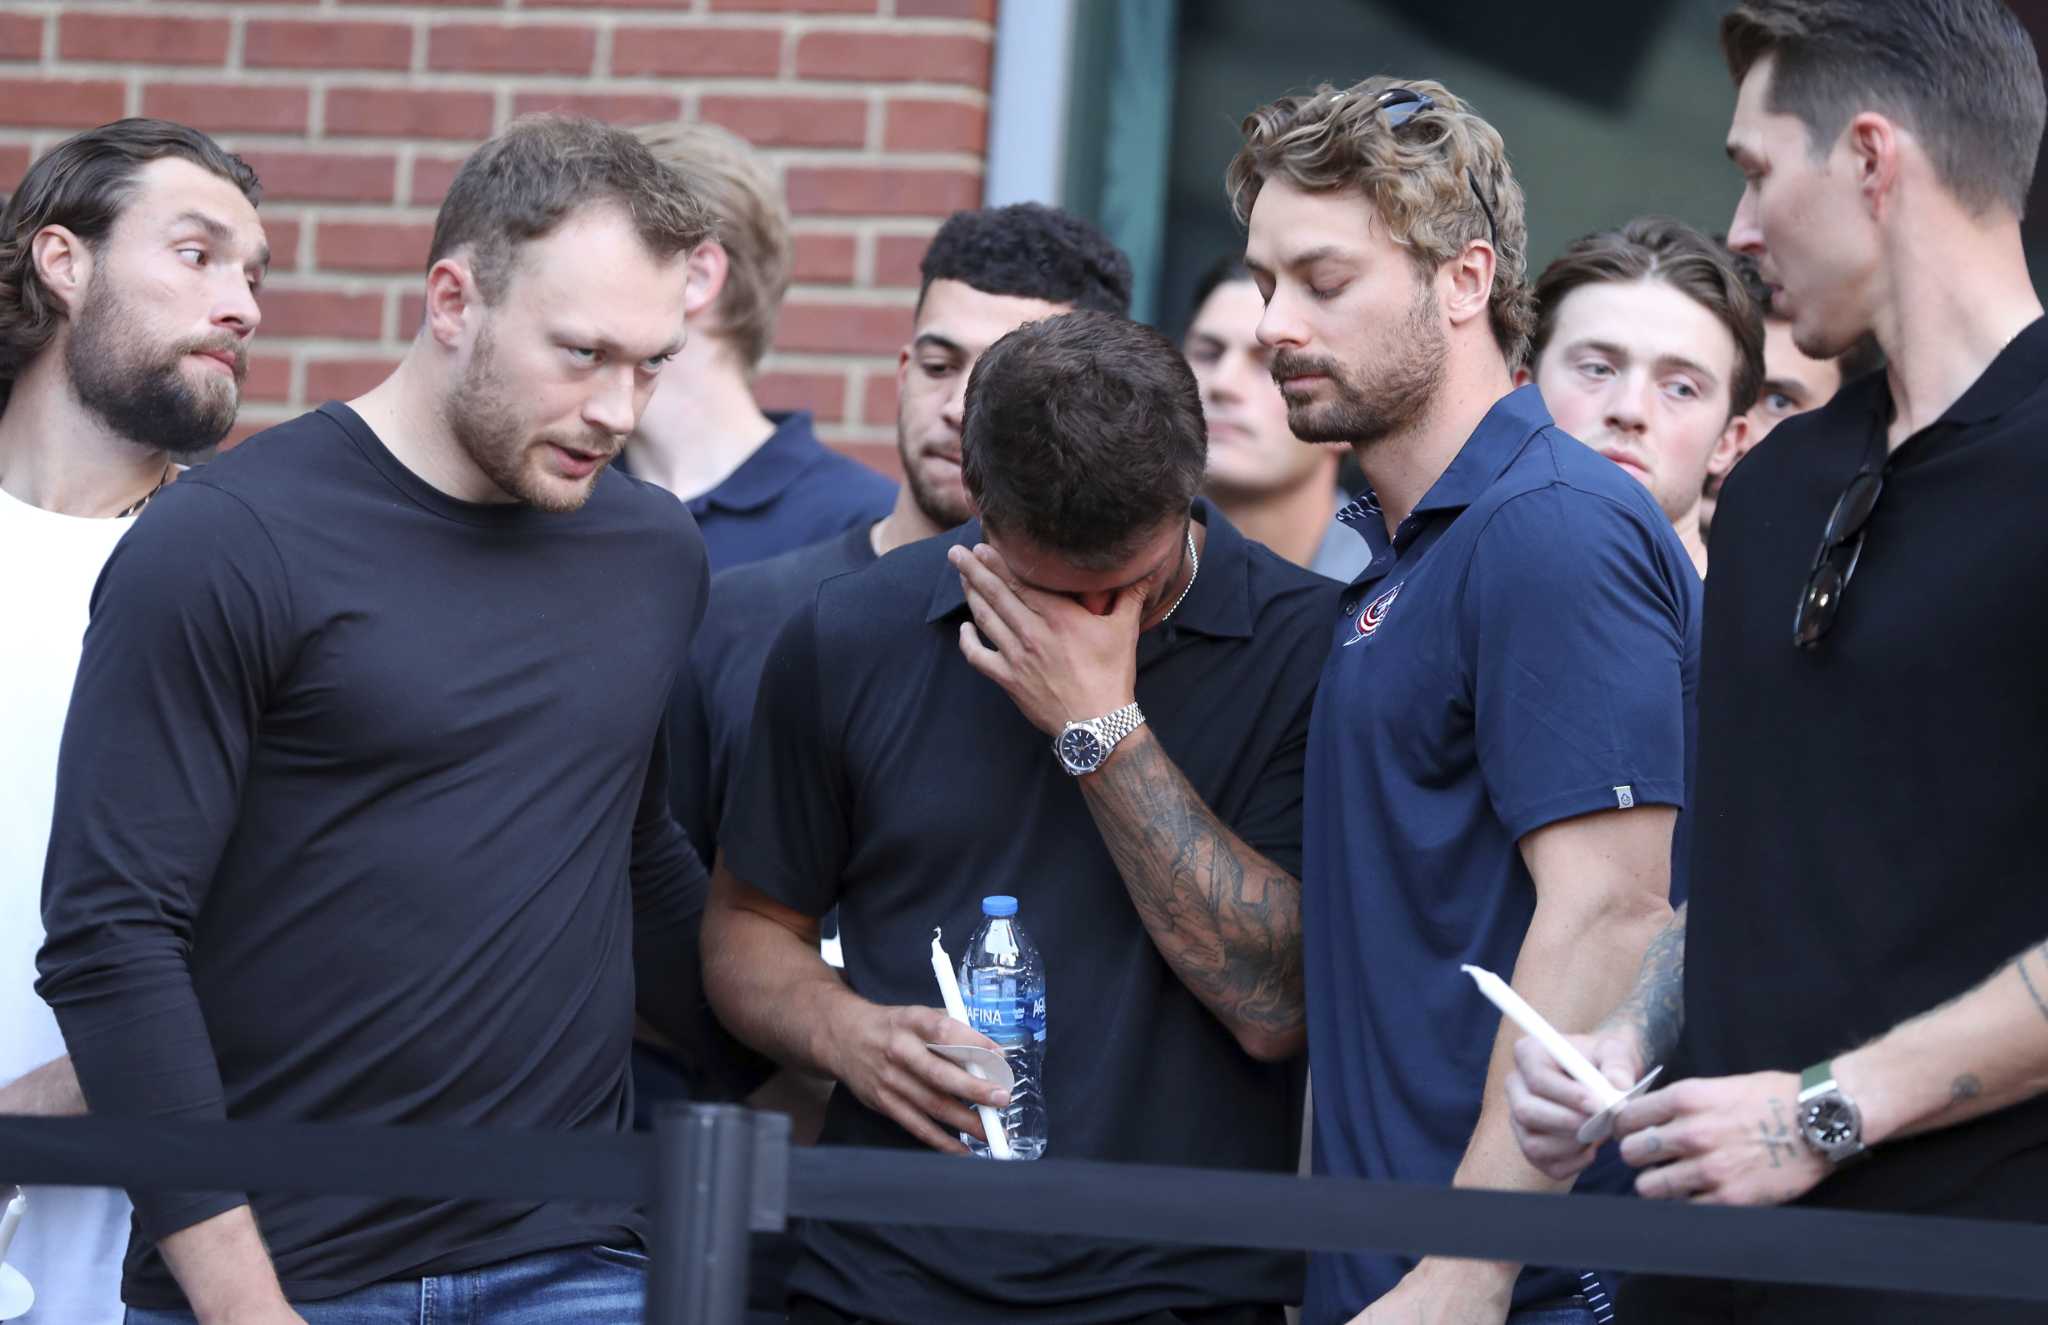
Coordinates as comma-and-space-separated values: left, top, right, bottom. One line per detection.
0, 1055, 86, 1115
702, 876, 859, 1079
1836, 936, 2048, 1149
1077, 727, 1303, 1060
1599, 901, 1688, 1068
158, 1205, 298, 1324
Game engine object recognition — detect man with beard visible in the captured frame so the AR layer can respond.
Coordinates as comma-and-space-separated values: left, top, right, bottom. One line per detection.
705, 308, 1332, 1324
0, 117, 265, 1325
1232, 78, 1700, 1324
36, 114, 712, 1324
1520, 216, 1766, 576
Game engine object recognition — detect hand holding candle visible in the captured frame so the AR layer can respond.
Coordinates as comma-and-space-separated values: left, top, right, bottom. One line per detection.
1461, 963, 1661, 1144
931, 928, 1014, 1160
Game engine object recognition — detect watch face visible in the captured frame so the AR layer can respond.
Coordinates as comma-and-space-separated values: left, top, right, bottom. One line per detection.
1059, 726, 1105, 772
1803, 1098, 1858, 1147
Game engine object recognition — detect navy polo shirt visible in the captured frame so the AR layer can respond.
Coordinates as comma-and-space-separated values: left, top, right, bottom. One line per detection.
685, 410, 895, 573
1301, 386, 1700, 1322
723, 501, 1337, 1324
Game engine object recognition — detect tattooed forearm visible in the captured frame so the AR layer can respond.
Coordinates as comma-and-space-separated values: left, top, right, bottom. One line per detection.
2016, 943, 2048, 1027
1076, 729, 1303, 1051
1604, 902, 1687, 1067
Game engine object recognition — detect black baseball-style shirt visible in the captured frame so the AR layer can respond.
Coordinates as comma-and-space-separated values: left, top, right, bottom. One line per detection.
36, 404, 712, 1308
722, 502, 1338, 1324
1624, 319, 2048, 1320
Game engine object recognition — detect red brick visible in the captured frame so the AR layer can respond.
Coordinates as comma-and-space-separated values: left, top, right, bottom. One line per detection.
774, 300, 910, 355
873, 232, 933, 287
884, 97, 986, 154
795, 31, 990, 86
785, 166, 980, 217
428, 24, 596, 76
791, 232, 857, 284
754, 371, 847, 423
59, 14, 229, 66
409, 156, 466, 207
0, 79, 125, 129
317, 220, 433, 275
257, 289, 385, 340
519, 0, 706, 6
239, 150, 397, 204
611, 27, 780, 78
0, 143, 32, 190
511, 91, 682, 124
328, 88, 495, 141
242, 353, 293, 404
828, 440, 900, 481
244, 20, 412, 71
0, 15, 43, 62
306, 356, 399, 400
258, 217, 303, 271
142, 82, 310, 135
698, 94, 866, 149
897, 0, 997, 17
710, 0, 877, 10
862, 368, 898, 426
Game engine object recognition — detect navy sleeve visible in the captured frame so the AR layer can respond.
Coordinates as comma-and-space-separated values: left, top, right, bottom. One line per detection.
718, 602, 849, 917
35, 481, 295, 1240
1462, 487, 1691, 842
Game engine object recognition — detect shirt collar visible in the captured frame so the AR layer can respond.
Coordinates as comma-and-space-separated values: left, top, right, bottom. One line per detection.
1336, 385, 1553, 546
923, 498, 1256, 639
1895, 314, 2048, 431
691, 411, 823, 514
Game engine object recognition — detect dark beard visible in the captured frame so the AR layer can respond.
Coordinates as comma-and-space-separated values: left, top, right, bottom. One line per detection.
444, 326, 614, 513
65, 281, 242, 455
897, 433, 973, 531
1272, 281, 1446, 447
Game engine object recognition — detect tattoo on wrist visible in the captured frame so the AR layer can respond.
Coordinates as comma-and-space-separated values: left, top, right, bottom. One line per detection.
1758, 1097, 1799, 1171
1951, 1074, 1983, 1105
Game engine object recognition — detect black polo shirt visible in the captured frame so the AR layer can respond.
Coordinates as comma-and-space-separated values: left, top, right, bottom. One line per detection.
1633, 320, 2048, 1317
722, 501, 1338, 1324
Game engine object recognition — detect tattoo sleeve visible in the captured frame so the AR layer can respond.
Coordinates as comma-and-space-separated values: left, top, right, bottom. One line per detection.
1076, 730, 1303, 1050
1606, 901, 1687, 1067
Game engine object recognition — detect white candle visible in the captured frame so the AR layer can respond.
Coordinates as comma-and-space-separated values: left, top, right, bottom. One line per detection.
0, 1186, 24, 1264
1461, 964, 1623, 1108
931, 929, 1014, 1161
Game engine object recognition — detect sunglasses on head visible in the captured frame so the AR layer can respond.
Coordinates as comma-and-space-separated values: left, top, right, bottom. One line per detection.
1368, 86, 1500, 251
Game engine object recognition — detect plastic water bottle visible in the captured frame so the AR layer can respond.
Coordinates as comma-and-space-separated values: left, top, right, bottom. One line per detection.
960, 895, 1047, 1160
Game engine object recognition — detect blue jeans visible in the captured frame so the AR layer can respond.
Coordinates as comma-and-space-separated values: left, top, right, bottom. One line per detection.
126, 1243, 647, 1324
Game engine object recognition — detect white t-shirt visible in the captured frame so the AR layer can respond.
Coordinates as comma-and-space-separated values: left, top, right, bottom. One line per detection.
0, 483, 134, 1325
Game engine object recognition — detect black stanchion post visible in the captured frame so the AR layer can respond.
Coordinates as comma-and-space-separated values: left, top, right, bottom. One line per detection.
647, 1104, 758, 1325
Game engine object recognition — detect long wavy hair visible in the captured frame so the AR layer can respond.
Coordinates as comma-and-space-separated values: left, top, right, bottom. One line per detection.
0, 118, 260, 412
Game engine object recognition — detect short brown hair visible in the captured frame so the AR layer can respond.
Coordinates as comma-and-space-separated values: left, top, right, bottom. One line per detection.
962, 311, 1206, 569
637, 122, 792, 373
427, 114, 712, 308
1226, 76, 1536, 369
0, 118, 258, 409
1532, 216, 1766, 419
1722, 0, 2046, 217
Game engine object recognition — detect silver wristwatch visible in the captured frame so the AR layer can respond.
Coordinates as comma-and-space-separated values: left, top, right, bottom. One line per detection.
1796, 1061, 1868, 1166
1054, 703, 1145, 776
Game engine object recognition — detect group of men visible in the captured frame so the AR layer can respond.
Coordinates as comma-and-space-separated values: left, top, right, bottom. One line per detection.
3, 1, 2047, 1324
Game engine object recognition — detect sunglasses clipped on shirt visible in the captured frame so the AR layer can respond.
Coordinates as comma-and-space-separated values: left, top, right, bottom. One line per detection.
1369, 86, 1500, 251
1792, 466, 1885, 649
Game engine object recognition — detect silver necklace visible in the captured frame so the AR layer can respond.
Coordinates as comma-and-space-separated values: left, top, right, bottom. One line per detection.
1158, 527, 1199, 624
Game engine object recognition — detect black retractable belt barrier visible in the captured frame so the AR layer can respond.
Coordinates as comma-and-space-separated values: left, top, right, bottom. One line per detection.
5, 1111, 2048, 1323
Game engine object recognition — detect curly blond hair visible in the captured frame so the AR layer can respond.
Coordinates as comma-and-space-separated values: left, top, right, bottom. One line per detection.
1226, 76, 1535, 369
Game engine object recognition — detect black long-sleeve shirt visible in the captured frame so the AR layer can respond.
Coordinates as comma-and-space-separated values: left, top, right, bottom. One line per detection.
36, 403, 711, 1308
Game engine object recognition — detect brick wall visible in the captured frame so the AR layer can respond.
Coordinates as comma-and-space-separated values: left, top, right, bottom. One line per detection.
0, 0, 998, 474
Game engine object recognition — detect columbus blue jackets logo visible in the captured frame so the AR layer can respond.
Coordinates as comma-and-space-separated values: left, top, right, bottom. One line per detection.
1343, 582, 1403, 647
